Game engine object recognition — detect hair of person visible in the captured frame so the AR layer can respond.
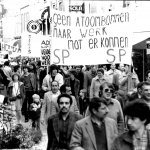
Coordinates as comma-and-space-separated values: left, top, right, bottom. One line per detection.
12, 73, 20, 81
48, 64, 58, 74
97, 68, 104, 75
80, 89, 87, 97
32, 94, 40, 100
141, 81, 150, 89
22, 65, 30, 71
57, 93, 73, 106
124, 99, 150, 125
51, 80, 59, 86
112, 83, 119, 91
60, 84, 69, 94
4, 61, 9, 66
137, 82, 144, 89
89, 97, 107, 114
13, 65, 20, 72
146, 70, 150, 78
69, 69, 77, 76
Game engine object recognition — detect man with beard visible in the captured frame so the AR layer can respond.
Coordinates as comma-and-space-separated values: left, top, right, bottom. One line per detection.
111, 100, 150, 150
47, 94, 82, 150
70, 97, 118, 150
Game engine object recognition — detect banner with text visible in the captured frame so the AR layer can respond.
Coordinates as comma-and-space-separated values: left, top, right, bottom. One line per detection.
51, 9, 133, 65
41, 37, 51, 66
21, 33, 42, 57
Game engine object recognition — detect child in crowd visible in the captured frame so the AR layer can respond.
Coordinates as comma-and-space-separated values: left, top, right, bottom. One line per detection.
79, 89, 89, 116
29, 94, 41, 130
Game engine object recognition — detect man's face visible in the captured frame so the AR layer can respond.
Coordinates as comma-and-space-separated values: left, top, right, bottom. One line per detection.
111, 64, 116, 70
17, 67, 21, 74
52, 69, 57, 76
102, 85, 113, 100
59, 97, 71, 114
147, 73, 150, 82
51, 81, 59, 93
70, 73, 75, 80
76, 67, 81, 74
97, 71, 103, 78
119, 65, 125, 71
125, 65, 129, 74
93, 103, 109, 120
65, 87, 72, 95
127, 116, 145, 132
23, 68, 28, 73
141, 85, 150, 101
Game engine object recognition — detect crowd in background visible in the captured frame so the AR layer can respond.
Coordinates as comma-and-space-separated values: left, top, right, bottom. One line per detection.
1, 60, 150, 150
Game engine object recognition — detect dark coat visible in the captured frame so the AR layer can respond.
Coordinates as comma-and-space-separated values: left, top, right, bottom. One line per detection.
20, 73, 36, 91
111, 130, 150, 150
47, 111, 82, 150
64, 77, 80, 106
0, 68, 8, 85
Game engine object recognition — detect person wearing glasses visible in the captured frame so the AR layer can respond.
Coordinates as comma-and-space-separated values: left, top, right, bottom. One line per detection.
86, 82, 125, 134
99, 82, 125, 134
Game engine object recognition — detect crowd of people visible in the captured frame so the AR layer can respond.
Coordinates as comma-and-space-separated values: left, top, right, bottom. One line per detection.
1, 60, 150, 150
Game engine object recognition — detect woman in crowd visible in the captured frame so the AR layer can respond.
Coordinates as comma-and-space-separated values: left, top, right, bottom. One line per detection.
7, 73, 25, 124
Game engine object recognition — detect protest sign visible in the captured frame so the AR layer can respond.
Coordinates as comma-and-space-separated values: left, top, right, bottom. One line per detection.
51, 9, 132, 65
41, 36, 51, 66
21, 33, 42, 57
0, 41, 21, 58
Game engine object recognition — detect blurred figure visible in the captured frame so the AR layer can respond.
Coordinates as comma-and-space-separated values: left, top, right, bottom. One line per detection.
42, 64, 64, 92
111, 100, 150, 150
119, 65, 139, 95
78, 89, 89, 116
0, 64, 8, 96
7, 73, 25, 124
84, 66, 97, 97
64, 69, 80, 107
29, 94, 41, 130
20, 65, 36, 122
3, 61, 13, 88
75, 66, 84, 90
90, 68, 107, 99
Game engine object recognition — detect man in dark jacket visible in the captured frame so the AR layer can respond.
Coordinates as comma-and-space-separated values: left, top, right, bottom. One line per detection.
47, 94, 82, 150
111, 100, 150, 150
20, 65, 36, 122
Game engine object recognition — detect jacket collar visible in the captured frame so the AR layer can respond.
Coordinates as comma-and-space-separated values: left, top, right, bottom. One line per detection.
123, 130, 150, 146
85, 116, 113, 150
53, 111, 77, 141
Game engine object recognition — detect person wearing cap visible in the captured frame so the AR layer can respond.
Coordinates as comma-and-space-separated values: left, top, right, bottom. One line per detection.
64, 69, 80, 107
7, 73, 25, 124
42, 64, 64, 92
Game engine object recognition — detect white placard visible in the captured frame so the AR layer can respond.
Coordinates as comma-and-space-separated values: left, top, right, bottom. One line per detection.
51, 9, 133, 65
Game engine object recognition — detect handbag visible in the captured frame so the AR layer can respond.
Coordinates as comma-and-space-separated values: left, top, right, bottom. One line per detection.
0, 83, 4, 90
